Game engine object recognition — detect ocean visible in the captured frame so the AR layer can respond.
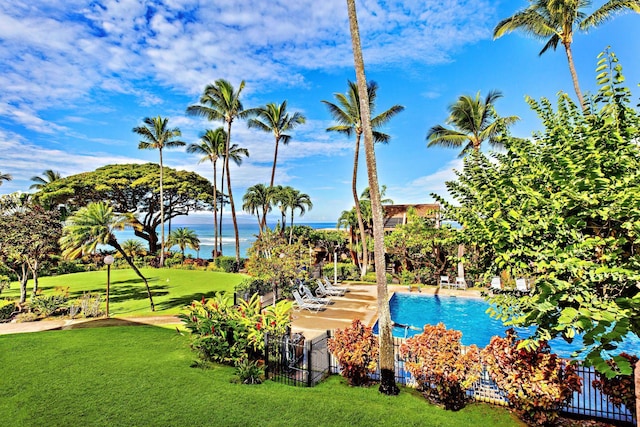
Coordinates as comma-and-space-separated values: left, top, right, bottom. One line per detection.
114, 220, 337, 259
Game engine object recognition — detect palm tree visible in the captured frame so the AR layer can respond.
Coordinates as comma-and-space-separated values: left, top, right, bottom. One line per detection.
337, 208, 359, 266
281, 188, 313, 244
346, 0, 398, 395
187, 79, 251, 263
187, 127, 227, 259
323, 81, 404, 278
133, 116, 185, 267
493, 0, 640, 109
29, 169, 61, 190
0, 171, 12, 186
121, 239, 147, 261
219, 143, 249, 253
247, 101, 306, 187
59, 202, 155, 311
167, 227, 200, 261
243, 183, 273, 233
426, 91, 519, 157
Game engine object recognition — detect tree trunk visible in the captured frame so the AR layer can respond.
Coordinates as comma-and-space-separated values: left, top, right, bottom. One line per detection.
563, 41, 585, 110
19, 263, 28, 304
347, 0, 398, 396
289, 210, 295, 244
29, 260, 39, 299
159, 149, 165, 267
212, 160, 219, 260
225, 121, 241, 264
635, 359, 639, 427
219, 159, 225, 256
353, 132, 369, 279
112, 240, 155, 311
270, 137, 279, 187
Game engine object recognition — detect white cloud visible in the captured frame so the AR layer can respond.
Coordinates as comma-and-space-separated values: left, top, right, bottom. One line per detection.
389, 158, 463, 204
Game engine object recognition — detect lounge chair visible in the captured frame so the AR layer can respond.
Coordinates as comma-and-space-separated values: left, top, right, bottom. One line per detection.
455, 277, 467, 289
323, 277, 349, 292
515, 278, 530, 295
490, 277, 502, 293
316, 279, 344, 297
439, 275, 451, 288
299, 284, 332, 305
292, 290, 324, 312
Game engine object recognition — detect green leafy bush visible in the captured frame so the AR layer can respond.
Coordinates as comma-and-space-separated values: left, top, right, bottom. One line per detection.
0, 275, 10, 294
362, 271, 392, 284
592, 353, 638, 419
481, 329, 582, 425
54, 260, 87, 275
0, 299, 16, 322
234, 278, 271, 300
68, 292, 102, 318
399, 323, 482, 410
232, 358, 265, 384
30, 288, 69, 317
323, 263, 359, 281
214, 256, 244, 273
328, 319, 378, 386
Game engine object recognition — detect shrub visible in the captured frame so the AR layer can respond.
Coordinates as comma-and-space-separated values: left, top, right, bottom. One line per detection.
399, 323, 482, 410
214, 256, 244, 273
323, 263, 359, 281
234, 278, 271, 300
78, 292, 102, 318
54, 260, 87, 275
15, 312, 39, 323
592, 353, 638, 419
328, 319, 378, 386
481, 329, 582, 425
30, 288, 69, 317
232, 358, 265, 385
0, 299, 16, 322
0, 275, 10, 294
362, 271, 392, 284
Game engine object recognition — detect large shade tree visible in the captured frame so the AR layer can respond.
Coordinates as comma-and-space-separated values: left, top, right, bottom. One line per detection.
493, 0, 640, 109
187, 127, 227, 258
323, 81, 403, 278
346, 0, 398, 395
60, 201, 155, 311
133, 116, 186, 267
187, 79, 250, 263
426, 90, 519, 157
33, 164, 213, 254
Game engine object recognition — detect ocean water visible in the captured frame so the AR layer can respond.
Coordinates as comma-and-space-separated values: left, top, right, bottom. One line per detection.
114, 220, 337, 259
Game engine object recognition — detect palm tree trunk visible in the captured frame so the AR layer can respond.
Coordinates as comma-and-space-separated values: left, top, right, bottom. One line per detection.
225, 121, 241, 264
159, 149, 165, 267
347, 0, 398, 396
353, 132, 369, 279
212, 161, 218, 260
289, 209, 295, 244
563, 41, 585, 110
112, 240, 155, 311
219, 157, 226, 256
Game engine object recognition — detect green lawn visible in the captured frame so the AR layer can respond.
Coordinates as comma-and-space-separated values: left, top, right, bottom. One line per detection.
3, 268, 247, 316
0, 326, 523, 427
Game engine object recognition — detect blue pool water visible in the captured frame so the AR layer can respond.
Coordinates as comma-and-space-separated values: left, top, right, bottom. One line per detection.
374, 293, 639, 358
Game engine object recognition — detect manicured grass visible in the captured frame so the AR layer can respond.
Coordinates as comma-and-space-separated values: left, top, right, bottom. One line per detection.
3, 268, 247, 316
0, 326, 523, 427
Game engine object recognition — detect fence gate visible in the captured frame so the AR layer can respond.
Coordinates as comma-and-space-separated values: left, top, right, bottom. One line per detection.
265, 331, 331, 387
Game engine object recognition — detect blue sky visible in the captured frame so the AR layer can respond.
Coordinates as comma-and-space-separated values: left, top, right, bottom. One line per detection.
1, 0, 639, 224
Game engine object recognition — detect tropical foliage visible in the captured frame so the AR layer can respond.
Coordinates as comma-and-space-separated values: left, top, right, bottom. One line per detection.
435, 51, 640, 376
328, 319, 379, 386
29, 169, 61, 190
167, 227, 200, 261
0, 171, 12, 185
592, 353, 638, 419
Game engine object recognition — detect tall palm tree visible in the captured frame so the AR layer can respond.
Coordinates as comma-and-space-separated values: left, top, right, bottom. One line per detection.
121, 239, 147, 261
346, 0, 398, 395
133, 116, 185, 267
323, 81, 404, 278
494, 0, 640, 109
219, 143, 249, 253
247, 101, 306, 187
187, 79, 251, 263
426, 91, 519, 157
0, 171, 12, 186
167, 227, 200, 261
59, 202, 155, 311
243, 183, 273, 233
29, 169, 61, 190
279, 187, 313, 244
187, 127, 227, 259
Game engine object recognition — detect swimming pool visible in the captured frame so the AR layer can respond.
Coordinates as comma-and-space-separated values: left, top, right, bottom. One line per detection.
373, 293, 639, 358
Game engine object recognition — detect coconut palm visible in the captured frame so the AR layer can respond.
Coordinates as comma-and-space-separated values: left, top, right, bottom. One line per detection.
187, 79, 251, 263
219, 143, 249, 252
59, 202, 155, 311
426, 91, 519, 157
167, 227, 200, 261
346, 0, 398, 395
243, 183, 273, 233
187, 127, 227, 259
323, 80, 404, 278
133, 116, 185, 267
281, 187, 313, 244
29, 169, 61, 190
0, 171, 12, 186
121, 239, 147, 261
247, 101, 306, 187
494, 0, 640, 109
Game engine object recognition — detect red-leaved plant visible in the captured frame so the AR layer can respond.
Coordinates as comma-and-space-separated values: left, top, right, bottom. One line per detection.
592, 353, 638, 419
399, 323, 482, 410
481, 329, 582, 425
328, 319, 378, 386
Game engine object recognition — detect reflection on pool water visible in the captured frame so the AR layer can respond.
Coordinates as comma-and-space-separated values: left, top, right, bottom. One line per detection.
373, 293, 639, 358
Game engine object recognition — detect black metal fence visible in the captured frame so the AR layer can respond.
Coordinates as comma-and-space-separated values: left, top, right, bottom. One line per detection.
266, 331, 636, 425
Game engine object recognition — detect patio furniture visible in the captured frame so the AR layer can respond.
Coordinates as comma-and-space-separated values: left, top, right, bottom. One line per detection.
292, 290, 324, 312
439, 275, 451, 288
455, 277, 467, 289
299, 284, 332, 305
490, 277, 502, 293
515, 278, 530, 295
323, 277, 349, 292
316, 279, 344, 297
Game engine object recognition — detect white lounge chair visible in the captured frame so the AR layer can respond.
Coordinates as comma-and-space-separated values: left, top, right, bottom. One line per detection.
455, 277, 467, 289
292, 290, 324, 312
316, 279, 344, 296
323, 277, 349, 292
439, 275, 451, 288
515, 278, 530, 294
490, 277, 502, 293
299, 284, 332, 305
